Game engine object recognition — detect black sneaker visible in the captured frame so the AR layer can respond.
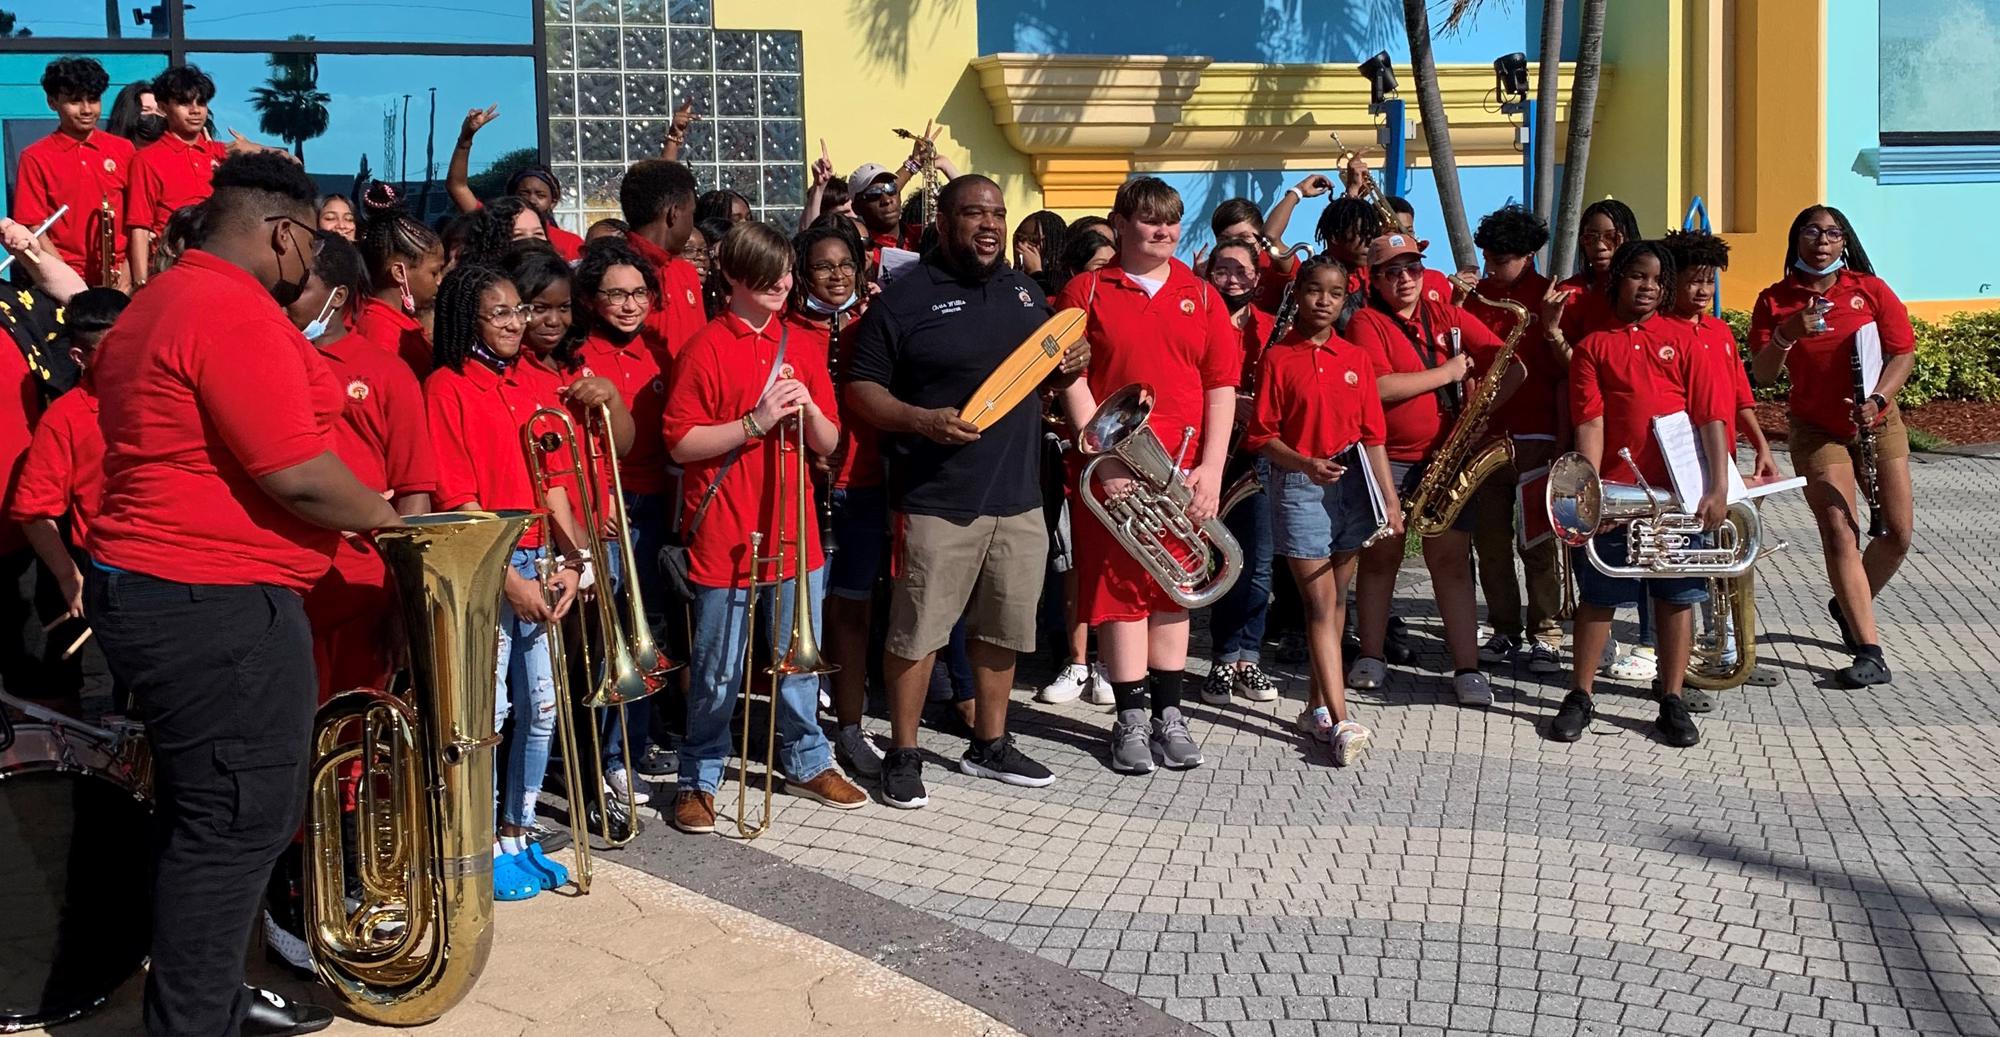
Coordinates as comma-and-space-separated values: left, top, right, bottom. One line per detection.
635, 742, 677, 777
1836, 647, 1892, 688
1828, 598, 1860, 652
881, 748, 928, 809
240, 986, 333, 1036
1656, 695, 1701, 748
1548, 688, 1592, 742
586, 797, 639, 842
961, 733, 1056, 788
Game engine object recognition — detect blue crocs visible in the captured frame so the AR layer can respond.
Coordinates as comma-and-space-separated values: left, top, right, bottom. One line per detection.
493, 850, 541, 901
522, 842, 571, 890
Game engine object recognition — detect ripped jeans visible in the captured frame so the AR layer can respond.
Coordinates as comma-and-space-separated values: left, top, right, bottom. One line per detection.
496, 546, 558, 829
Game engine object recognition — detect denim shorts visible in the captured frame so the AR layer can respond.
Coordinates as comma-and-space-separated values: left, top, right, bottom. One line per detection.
1273, 462, 1377, 559
1572, 527, 1710, 608
826, 485, 888, 601
1389, 458, 1476, 534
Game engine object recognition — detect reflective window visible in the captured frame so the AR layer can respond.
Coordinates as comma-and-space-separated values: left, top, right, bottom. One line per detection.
1881, 0, 2000, 141
185, 0, 535, 46
0, 52, 170, 219
0, 4, 150, 38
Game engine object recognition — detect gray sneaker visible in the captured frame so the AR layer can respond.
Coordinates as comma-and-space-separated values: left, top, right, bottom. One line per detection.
1110, 708, 1155, 774
1150, 707, 1204, 768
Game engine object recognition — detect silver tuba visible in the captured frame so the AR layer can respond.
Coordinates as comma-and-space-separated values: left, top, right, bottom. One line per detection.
1546, 448, 1763, 579
1076, 384, 1245, 609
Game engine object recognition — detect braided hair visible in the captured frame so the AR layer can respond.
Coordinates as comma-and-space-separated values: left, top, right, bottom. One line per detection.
1290, 251, 1358, 335
430, 263, 509, 374
790, 219, 864, 313
1316, 197, 1382, 258
1603, 239, 1677, 313
359, 181, 441, 300
1575, 198, 1641, 284
502, 244, 583, 370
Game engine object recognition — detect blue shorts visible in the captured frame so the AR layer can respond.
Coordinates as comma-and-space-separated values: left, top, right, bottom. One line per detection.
1389, 458, 1476, 534
1573, 528, 1710, 608
1273, 462, 1376, 559
826, 485, 888, 601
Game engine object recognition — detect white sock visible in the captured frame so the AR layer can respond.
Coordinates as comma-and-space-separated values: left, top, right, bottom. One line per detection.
493, 840, 508, 860
500, 835, 523, 857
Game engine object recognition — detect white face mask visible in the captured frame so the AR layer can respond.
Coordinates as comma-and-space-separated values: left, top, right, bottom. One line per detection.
302, 289, 344, 342
803, 290, 859, 316
1793, 255, 1846, 278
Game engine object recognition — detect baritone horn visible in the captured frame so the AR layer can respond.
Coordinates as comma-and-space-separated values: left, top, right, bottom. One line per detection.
304, 509, 533, 1025
1546, 449, 1763, 578
738, 405, 837, 841
1076, 383, 1245, 609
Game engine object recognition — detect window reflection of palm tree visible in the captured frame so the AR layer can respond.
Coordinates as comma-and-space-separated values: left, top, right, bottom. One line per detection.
250, 44, 330, 162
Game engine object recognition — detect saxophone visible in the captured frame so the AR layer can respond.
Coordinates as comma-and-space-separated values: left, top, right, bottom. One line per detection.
892, 128, 939, 228
1401, 292, 1531, 538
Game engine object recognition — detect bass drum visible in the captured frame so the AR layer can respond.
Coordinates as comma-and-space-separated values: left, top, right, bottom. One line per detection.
0, 722, 152, 1033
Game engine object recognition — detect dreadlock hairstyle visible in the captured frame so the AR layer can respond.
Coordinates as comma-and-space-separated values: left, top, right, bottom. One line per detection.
1209, 198, 1266, 240
1473, 204, 1549, 258
459, 196, 543, 267
1781, 205, 1874, 277
358, 181, 442, 303
570, 237, 661, 358
503, 243, 585, 370
1015, 209, 1068, 261
1602, 239, 1678, 316
41, 56, 109, 102
430, 263, 510, 374
1575, 198, 1640, 284
1316, 197, 1383, 258
790, 219, 864, 312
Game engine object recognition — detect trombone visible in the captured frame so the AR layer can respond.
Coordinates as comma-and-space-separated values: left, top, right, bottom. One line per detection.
736, 409, 836, 841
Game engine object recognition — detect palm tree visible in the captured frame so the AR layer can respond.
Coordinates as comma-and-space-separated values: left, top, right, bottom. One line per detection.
1533, 0, 1565, 250
1407, 0, 1477, 270
1549, 0, 1606, 277
250, 43, 330, 162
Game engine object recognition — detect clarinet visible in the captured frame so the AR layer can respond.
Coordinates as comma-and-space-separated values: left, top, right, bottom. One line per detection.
818, 309, 843, 547
1850, 342, 1887, 543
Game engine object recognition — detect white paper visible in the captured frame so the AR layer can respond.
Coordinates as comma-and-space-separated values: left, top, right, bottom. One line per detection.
876, 247, 921, 288
1743, 476, 1806, 500
1651, 411, 1747, 511
1855, 321, 1883, 397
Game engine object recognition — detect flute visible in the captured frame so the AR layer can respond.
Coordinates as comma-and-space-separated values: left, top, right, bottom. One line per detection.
0, 204, 69, 277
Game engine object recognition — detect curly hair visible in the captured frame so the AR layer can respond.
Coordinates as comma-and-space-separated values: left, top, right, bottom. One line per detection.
41, 56, 108, 101
1603, 239, 1677, 305
311, 231, 370, 302
571, 238, 661, 338
1473, 204, 1550, 258
358, 182, 442, 287
1781, 205, 1874, 277
1316, 197, 1382, 255
621, 159, 697, 229
457, 196, 543, 267
430, 264, 511, 374
1660, 228, 1730, 274
151, 64, 215, 106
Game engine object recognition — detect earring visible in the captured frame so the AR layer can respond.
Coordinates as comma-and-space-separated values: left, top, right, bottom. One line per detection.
400, 281, 416, 315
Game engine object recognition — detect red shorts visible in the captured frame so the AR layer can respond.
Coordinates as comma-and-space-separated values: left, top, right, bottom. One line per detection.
1071, 467, 1190, 626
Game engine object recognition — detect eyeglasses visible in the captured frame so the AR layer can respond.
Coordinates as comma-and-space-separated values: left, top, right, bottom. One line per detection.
859, 185, 897, 200
1377, 261, 1425, 283
480, 305, 532, 327
1799, 225, 1846, 243
808, 260, 859, 276
1579, 230, 1624, 246
596, 287, 653, 306
263, 215, 326, 256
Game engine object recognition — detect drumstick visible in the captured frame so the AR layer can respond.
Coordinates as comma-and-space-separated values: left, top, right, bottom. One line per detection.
60, 626, 92, 660
0, 205, 69, 276
42, 614, 67, 632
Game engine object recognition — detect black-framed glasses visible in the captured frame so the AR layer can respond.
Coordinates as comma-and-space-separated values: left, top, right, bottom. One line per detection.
596, 287, 653, 306
1800, 225, 1846, 243
808, 260, 859, 276
264, 215, 326, 256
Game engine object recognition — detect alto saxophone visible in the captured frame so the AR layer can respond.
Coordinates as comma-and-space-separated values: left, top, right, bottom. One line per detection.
1400, 292, 1531, 538
892, 128, 939, 229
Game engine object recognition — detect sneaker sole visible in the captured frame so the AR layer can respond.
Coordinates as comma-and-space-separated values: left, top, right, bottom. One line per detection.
1239, 688, 1279, 703
1199, 691, 1232, 706
1037, 687, 1084, 704
1111, 760, 1155, 774
882, 791, 929, 809
1527, 662, 1563, 675
1151, 744, 1204, 769
1084, 692, 1115, 706
1457, 695, 1494, 708
959, 758, 1057, 788
672, 818, 717, 834
1547, 718, 1590, 743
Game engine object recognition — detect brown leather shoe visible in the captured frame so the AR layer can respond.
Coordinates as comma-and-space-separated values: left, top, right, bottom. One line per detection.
671, 789, 716, 833
786, 768, 867, 810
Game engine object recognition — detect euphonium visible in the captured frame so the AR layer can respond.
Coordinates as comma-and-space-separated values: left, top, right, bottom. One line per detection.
304, 509, 533, 1025
1076, 383, 1244, 610
1546, 448, 1763, 578
1400, 293, 1531, 538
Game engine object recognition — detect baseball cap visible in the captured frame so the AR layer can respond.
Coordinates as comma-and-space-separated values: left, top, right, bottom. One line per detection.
1367, 231, 1425, 268
847, 163, 896, 198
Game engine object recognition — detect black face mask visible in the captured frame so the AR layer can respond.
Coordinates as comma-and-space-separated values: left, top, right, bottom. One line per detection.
268, 225, 310, 308
133, 113, 166, 145
1219, 288, 1256, 312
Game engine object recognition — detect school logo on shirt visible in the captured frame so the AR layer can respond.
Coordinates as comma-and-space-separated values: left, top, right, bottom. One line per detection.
1426, 289, 1440, 302
1656, 345, 1675, 362
778, 363, 795, 380
1179, 298, 1195, 315
579, 365, 596, 378
684, 288, 697, 306
1345, 370, 1359, 386
1850, 295, 1865, 310
102, 158, 116, 173
346, 379, 369, 401
1016, 286, 1034, 307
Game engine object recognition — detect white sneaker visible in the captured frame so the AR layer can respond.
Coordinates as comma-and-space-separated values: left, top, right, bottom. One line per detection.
1454, 671, 1494, 707
606, 767, 650, 807
1347, 656, 1387, 690
1294, 707, 1333, 743
1083, 663, 1114, 706
1606, 646, 1658, 682
834, 723, 884, 779
1038, 663, 1090, 704
1331, 720, 1372, 767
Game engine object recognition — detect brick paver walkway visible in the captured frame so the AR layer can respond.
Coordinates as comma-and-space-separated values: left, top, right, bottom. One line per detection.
741, 450, 2000, 1037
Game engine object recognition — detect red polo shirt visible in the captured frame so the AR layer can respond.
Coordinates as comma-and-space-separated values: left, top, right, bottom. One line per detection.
90, 250, 344, 591
319, 335, 437, 499
1351, 264, 1459, 313
0, 289, 62, 555
576, 331, 669, 495
1235, 305, 1278, 398
351, 296, 433, 378
123, 131, 227, 237
626, 232, 707, 368
1465, 271, 1558, 440
1570, 314, 1727, 488
547, 222, 584, 262
7, 384, 102, 544
1678, 313, 1755, 443
424, 354, 565, 548
1346, 298, 1506, 463
1243, 329, 1385, 458
786, 310, 880, 489
1555, 273, 1618, 347
1054, 260, 1241, 464
663, 311, 837, 588
15, 129, 133, 278
1749, 270, 1914, 438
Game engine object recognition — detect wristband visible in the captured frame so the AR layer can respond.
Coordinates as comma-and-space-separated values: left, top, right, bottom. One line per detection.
1285, 186, 1303, 202
1868, 392, 1889, 412
742, 412, 765, 439
1770, 332, 1794, 351
902, 158, 922, 174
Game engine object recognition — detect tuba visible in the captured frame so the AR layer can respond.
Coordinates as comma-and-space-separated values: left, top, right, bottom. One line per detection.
1546, 448, 1763, 578
1076, 384, 1246, 610
1400, 293, 1531, 538
304, 510, 533, 1025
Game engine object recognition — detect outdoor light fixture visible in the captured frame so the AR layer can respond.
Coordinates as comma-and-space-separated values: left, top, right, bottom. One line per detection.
1358, 52, 1398, 107
1494, 52, 1530, 104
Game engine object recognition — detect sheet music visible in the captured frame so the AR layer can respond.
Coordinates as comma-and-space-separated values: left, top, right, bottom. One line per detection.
877, 247, 921, 288
1516, 465, 1553, 548
1652, 411, 1747, 510
1855, 321, 1883, 396
1342, 443, 1388, 526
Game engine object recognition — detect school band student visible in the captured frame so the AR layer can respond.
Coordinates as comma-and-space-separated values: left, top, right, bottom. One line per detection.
1749, 206, 1916, 689
1554, 240, 1732, 748
663, 221, 868, 834
352, 183, 446, 378
15, 56, 132, 286
1242, 254, 1396, 764
446, 102, 586, 261
619, 159, 708, 371
123, 65, 231, 285
1056, 176, 1240, 774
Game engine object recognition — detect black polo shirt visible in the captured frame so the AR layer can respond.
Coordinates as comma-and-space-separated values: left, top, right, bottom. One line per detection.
847, 252, 1052, 520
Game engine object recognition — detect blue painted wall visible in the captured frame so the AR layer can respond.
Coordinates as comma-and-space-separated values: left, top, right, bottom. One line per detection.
979, 0, 1530, 65
1824, 1, 2000, 305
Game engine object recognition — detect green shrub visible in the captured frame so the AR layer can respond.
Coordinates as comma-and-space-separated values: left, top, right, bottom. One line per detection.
1724, 306, 2000, 408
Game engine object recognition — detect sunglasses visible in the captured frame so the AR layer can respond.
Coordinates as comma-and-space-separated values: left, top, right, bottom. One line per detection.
859, 185, 897, 200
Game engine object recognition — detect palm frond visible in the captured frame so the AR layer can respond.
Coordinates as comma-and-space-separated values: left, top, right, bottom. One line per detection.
1438, 0, 1508, 36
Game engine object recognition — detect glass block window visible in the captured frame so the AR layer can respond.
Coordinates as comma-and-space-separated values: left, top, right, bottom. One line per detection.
545, 1, 804, 231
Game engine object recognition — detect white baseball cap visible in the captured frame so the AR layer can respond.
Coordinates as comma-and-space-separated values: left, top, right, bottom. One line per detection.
847, 163, 897, 197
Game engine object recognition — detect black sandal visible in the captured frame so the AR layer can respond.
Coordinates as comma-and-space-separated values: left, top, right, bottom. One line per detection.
1835, 648, 1892, 689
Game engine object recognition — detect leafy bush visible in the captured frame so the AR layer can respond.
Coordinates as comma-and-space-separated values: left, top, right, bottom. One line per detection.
1725, 307, 2000, 408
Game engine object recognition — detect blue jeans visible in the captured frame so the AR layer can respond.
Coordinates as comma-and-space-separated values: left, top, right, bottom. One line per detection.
1211, 458, 1273, 666
498, 547, 557, 828
681, 568, 833, 794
